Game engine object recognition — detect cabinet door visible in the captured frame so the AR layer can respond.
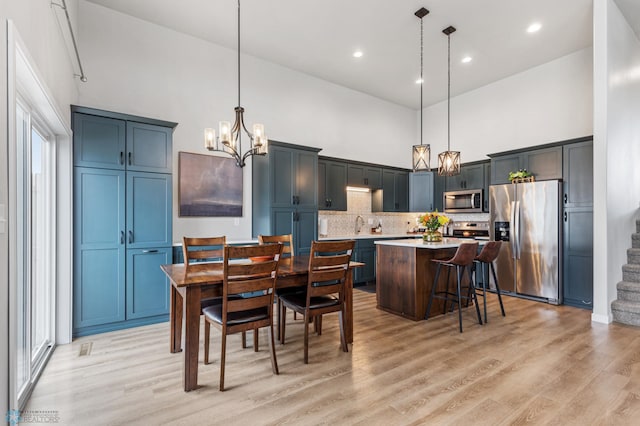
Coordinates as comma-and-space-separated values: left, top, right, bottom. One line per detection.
126, 172, 172, 248
483, 163, 491, 212
563, 208, 593, 308
295, 150, 318, 208
295, 209, 317, 256
271, 208, 294, 239
395, 171, 409, 212
347, 164, 365, 186
463, 164, 485, 190
365, 167, 382, 189
126, 122, 172, 173
318, 160, 328, 208
73, 167, 126, 329
491, 154, 522, 184
326, 161, 347, 211
126, 248, 171, 319
525, 146, 562, 181
354, 239, 376, 284
270, 147, 295, 207
73, 113, 126, 170
563, 141, 593, 208
409, 172, 434, 212
381, 170, 396, 211
433, 172, 446, 212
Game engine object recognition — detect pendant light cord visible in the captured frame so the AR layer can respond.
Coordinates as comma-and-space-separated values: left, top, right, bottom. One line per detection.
237, 0, 241, 108
447, 32, 451, 152
420, 17, 424, 146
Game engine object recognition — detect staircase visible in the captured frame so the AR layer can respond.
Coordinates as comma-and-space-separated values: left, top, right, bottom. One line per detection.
611, 220, 640, 326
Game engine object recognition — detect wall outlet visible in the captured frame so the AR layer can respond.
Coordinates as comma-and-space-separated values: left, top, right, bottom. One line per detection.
367, 218, 374, 225
234, 218, 239, 226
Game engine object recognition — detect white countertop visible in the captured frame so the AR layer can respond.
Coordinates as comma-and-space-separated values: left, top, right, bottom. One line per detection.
319, 233, 420, 241
374, 237, 484, 249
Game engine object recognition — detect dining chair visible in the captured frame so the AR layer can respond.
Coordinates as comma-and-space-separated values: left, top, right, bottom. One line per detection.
278, 240, 355, 364
202, 243, 283, 391
182, 236, 250, 358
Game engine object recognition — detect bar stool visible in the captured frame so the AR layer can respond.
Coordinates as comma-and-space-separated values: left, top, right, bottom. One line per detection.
425, 242, 482, 333
473, 241, 506, 323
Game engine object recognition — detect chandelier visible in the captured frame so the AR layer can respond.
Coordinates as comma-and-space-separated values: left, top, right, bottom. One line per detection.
412, 7, 430, 172
204, 0, 267, 167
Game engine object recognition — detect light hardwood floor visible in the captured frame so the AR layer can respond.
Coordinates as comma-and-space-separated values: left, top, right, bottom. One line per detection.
26, 290, 640, 425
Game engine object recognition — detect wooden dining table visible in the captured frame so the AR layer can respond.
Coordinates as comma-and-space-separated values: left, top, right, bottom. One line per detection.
160, 255, 363, 392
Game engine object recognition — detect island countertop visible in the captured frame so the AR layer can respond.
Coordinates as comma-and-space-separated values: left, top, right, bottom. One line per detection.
374, 237, 482, 249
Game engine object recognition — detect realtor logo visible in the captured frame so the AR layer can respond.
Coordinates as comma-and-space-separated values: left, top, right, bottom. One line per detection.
6, 410, 22, 425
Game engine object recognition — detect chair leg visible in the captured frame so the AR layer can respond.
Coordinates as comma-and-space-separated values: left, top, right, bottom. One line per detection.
491, 262, 506, 317
253, 328, 259, 352
481, 262, 488, 323
242, 331, 247, 348
425, 263, 442, 319
276, 297, 282, 341
204, 319, 211, 365
219, 332, 227, 391
339, 307, 348, 353
268, 323, 279, 375
316, 315, 323, 335
303, 312, 310, 364
468, 265, 483, 326
456, 266, 464, 333
444, 266, 453, 313
280, 303, 287, 344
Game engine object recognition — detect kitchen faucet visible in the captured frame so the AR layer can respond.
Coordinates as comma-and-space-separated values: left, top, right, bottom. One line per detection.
355, 215, 365, 234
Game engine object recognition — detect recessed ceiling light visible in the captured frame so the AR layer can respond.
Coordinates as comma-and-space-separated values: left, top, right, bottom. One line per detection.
527, 22, 542, 33
415, 78, 424, 84
462, 56, 472, 64
353, 50, 363, 58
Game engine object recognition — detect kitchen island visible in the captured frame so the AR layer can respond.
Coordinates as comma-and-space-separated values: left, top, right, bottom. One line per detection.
375, 238, 480, 321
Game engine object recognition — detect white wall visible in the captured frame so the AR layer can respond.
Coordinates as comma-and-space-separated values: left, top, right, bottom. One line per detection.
593, 0, 640, 322
76, 1, 417, 242
2, 0, 80, 414
420, 48, 594, 163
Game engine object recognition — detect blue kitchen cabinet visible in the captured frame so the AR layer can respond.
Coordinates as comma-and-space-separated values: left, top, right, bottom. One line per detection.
72, 106, 176, 337
73, 167, 126, 329
409, 171, 434, 212
126, 248, 172, 319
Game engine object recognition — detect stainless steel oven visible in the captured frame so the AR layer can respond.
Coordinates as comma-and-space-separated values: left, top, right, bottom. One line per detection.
443, 189, 483, 213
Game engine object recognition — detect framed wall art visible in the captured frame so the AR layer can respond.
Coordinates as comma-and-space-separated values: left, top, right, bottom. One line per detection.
178, 151, 243, 217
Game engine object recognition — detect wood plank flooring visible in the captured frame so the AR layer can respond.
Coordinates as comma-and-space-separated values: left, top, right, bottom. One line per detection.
26, 290, 640, 425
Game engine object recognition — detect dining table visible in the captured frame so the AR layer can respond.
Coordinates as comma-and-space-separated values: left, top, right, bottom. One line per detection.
161, 255, 363, 392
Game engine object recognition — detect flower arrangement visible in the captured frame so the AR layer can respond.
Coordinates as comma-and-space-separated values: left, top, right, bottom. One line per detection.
418, 211, 450, 232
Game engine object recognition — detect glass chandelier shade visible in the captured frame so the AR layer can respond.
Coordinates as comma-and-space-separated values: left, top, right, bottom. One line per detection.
437, 25, 461, 177
412, 7, 430, 172
203, 0, 267, 167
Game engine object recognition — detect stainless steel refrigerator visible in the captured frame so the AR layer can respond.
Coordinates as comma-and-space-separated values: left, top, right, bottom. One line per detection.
489, 180, 562, 304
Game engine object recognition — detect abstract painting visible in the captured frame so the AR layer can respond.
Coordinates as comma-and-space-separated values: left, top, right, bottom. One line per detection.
178, 152, 242, 216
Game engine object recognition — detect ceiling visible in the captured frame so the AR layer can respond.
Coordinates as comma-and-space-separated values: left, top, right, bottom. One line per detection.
83, 0, 637, 110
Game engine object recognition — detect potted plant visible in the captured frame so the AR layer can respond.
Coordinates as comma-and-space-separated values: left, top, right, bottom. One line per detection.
418, 211, 450, 242
508, 169, 534, 183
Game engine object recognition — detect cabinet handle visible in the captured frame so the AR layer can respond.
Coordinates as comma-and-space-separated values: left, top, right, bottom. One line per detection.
564, 212, 567, 222
128, 152, 132, 165
430, 204, 433, 211
120, 230, 124, 244
329, 198, 332, 207
128, 230, 133, 243
142, 249, 158, 253
564, 193, 568, 204
325, 199, 329, 208
364, 178, 369, 185
120, 151, 124, 165
484, 199, 488, 210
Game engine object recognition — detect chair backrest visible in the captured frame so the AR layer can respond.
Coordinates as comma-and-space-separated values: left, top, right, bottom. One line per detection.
222, 243, 284, 320
475, 240, 502, 263
306, 240, 355, 302
182, 236, 226, 266
258, 234, 294, 257
448, 242, 479, 266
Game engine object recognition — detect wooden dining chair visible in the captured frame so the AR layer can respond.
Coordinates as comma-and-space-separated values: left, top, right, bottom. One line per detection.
182, 236, 249, 357
202, 243, 283, 391
278, 240, 355, 364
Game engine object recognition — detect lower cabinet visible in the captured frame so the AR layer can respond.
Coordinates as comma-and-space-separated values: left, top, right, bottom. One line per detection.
271, 208, 317, 256
563, 208, 593, 309
126, 248, 172, 319
353, 239, 376, 284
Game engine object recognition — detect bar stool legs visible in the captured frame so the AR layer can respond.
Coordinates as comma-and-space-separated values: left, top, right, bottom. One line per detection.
474, 257, 506, 323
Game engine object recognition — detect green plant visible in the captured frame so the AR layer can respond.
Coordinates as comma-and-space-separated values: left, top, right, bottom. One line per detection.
508, 169, 532, 181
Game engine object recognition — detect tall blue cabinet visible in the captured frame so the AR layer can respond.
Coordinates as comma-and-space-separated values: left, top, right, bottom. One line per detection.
72, 106, 177, 337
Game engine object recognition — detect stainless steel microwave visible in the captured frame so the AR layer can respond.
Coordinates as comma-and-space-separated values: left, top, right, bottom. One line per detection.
443, 189, 483, 213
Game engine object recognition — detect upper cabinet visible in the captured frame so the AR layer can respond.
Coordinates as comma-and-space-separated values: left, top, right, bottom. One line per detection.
372, 169, 409, 212
347, 164, 382, 189
409, 172, 434, 212
490, 146, 562, 184
269, 144, 318, 209
318, 159, 347, 211
73, 113, 172, 173
563, 141, 593, 208
445, 163, 485, 191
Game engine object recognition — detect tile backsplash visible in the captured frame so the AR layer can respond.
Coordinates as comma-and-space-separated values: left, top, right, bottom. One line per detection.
318, 190, 489, 236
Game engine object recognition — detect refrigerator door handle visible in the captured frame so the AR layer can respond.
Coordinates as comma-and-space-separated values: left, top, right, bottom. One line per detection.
510, 200, 517, 259
514, 200, 521, 259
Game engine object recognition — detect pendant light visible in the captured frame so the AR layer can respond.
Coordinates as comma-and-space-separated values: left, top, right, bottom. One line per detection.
438, 26, 461, 176
204, 0, 267, 167
412, 7, 430, 172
